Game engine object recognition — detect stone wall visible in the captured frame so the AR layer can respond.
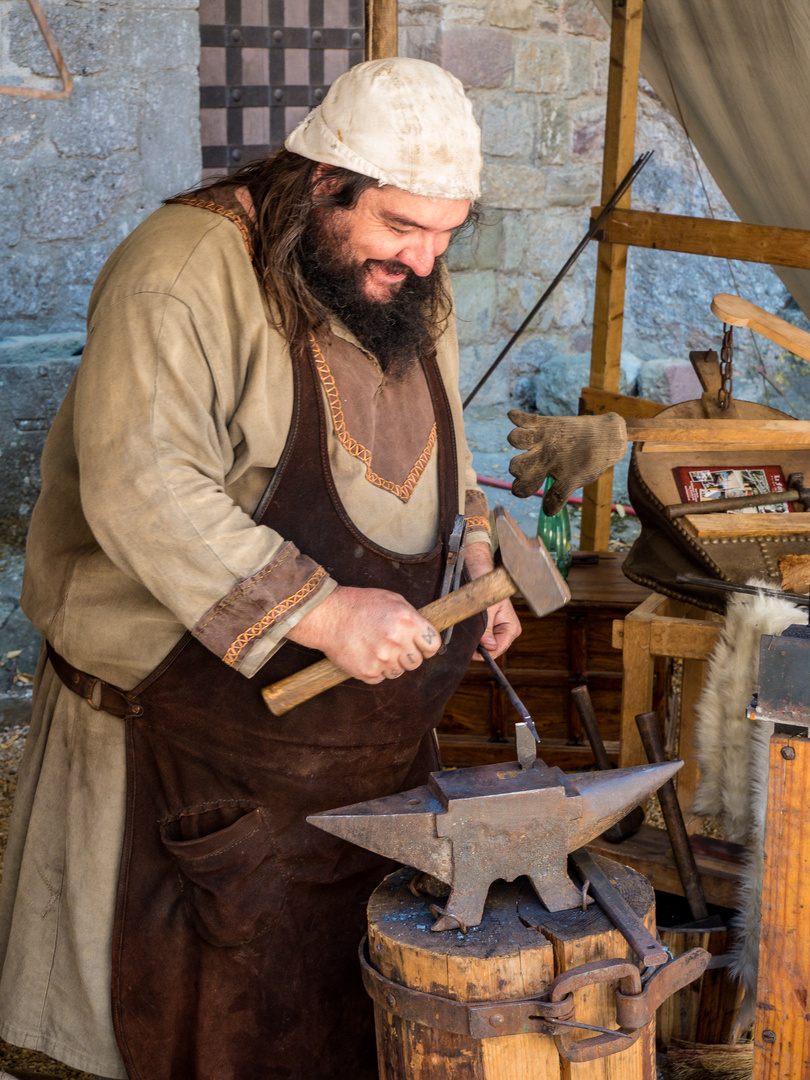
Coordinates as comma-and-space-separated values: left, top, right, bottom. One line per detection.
0, 0, 201, 528
399, 0, 792, 412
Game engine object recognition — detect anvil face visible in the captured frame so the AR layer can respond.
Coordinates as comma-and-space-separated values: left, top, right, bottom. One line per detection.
308, 754, 681, 931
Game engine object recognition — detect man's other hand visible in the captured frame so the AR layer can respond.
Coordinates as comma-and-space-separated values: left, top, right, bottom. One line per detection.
285, 585, 442, 684
464, 541, 521, 660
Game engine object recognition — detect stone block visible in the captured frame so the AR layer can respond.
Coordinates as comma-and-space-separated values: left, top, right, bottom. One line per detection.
495, 277, 555, 338
446, 212, 503, 272
481, 93, 535, 161
452, 271, 497, 345
482, 164, 546, 210
0, 348, 81, 519
570, 107, 605, 162
536, 97, 567, 165
137, 71, 202, 206
460, 343, 513, 405
10, 6, 199, 78
636, 359, 698, 405
0, 254, 60, 320
0, 97, 45, 160
0, 332, 85, 365
486, 0, 533, 30
0, 182, 22, 246
534, 353, 630, 415
438, 28, 513, 88
514, 39, 564, 95
545, 165, 599, 207
48, 84, 139, 158
26, 163, 139, 241
561, 36, 592, 99
560, 0, 609, 38
502, 208, 579, 278
553, 276, 589, 330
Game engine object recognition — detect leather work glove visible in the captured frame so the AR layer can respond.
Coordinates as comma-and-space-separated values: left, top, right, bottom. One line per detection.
507, 411, 628, 516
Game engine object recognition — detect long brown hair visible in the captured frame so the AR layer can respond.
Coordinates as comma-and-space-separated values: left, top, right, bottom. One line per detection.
187, 149, 474, 351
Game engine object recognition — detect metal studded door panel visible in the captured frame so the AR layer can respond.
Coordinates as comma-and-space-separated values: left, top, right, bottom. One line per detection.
199, 0, 364, 176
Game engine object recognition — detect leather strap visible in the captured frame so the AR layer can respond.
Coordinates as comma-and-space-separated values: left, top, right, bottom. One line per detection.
46, 641, 143, 719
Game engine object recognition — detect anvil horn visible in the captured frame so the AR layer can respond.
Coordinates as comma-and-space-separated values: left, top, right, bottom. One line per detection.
566, 760, 682, 850
308, 788, 453, 883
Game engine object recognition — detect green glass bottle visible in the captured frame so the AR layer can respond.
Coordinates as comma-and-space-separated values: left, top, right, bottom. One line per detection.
536, 478, 572, 579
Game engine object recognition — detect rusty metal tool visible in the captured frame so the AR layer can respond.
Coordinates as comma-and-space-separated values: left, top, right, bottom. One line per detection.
568, 847, 667, 968
675, 573, 810, 607
634, 711, 709, 922
438, 515, 467, 649
262, 507, 571, 716
666, 471, 810, 520
478, 646, 539, 743
309, 721, 682, 931
571, 684, 644, 843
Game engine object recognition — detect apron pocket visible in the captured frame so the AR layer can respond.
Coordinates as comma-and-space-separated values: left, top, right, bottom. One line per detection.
161, 805, 283, 947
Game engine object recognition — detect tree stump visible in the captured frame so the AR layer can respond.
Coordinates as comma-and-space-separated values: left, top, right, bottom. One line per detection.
366, 857, 657, 1079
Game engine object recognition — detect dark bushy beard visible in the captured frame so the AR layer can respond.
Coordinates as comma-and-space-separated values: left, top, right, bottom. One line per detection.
299, 207, 442, 380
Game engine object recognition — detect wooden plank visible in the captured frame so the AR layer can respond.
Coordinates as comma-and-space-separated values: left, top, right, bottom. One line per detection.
587, 824, 741, 910
647, 618, 722, 660
618, 613, 654, 769
364, 0, 397, 59
594, 207, 810, 272
712, 293, 810, 364
753, 735, 810, 1079
581, 0, 643, 552
580, 386, 666, 419
683, 513, 810, 539
626, 418, 810, 446
676, 657, 709, 830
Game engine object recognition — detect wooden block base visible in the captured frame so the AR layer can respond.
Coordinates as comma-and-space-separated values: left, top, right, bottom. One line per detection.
367, 861, 656, 1079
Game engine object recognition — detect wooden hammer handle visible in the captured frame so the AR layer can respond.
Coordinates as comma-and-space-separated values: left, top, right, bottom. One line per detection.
261, 567, 516, 716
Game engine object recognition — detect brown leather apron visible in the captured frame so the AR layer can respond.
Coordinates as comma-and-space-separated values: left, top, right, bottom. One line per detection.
109, 336, 483, 1080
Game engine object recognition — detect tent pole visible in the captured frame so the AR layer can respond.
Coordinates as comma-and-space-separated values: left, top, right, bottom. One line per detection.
580, 0, 643, 551
365, 0, 398, 60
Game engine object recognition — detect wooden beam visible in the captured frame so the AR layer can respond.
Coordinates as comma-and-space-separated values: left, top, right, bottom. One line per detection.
712, 293, 810, 363
581, 0, 644, 551
682, 513, 810, 539
594, 207, 810, 271
626, 418, 810, 447
580, 385, 665, 419
364, 0, 397, 60
753, 735, 810, 1079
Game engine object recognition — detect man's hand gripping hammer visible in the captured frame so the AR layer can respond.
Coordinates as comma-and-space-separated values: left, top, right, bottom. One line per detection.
261, 507, 570, 716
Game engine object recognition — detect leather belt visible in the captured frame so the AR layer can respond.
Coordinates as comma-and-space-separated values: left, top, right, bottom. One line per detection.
46, 641, 143, 718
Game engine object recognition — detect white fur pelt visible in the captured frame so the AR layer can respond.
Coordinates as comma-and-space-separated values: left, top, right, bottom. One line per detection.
693, 579, 803, 995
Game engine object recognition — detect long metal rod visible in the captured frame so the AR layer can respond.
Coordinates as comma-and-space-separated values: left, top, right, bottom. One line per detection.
478, 646, 539, 743
675, 573, 810, 608
569, 847, 668, 968
462, 151, 653, 410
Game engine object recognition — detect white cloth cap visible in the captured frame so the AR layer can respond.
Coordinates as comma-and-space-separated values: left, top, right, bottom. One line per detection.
285, 58, 482, 201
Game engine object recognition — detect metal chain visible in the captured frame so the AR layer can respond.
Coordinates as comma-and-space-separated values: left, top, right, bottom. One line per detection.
718, 324, 734, 410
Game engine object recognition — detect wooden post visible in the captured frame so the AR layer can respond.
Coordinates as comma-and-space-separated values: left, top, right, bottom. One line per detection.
580, 0, 643, 552
365, 0, 398, 60
367, 863, 656, 1079
753, 733, 810, 1079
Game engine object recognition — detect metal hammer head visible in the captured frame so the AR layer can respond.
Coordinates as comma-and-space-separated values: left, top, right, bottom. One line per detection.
495, 506, 571, 617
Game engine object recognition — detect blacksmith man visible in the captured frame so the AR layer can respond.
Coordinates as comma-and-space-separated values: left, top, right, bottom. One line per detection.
0, 58, 521, 1080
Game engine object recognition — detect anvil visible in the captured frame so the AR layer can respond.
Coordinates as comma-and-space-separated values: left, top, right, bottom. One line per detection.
309, 726, 681, 931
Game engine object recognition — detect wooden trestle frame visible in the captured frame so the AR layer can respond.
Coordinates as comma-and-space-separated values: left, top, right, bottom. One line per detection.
580, 0, 810, 550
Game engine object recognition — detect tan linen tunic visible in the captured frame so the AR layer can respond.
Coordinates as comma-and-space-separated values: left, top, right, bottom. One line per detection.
0, 201, 489, 1078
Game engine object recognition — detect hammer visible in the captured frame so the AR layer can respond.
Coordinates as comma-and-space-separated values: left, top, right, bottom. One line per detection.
262, 507, 570, 716
666, 472, 810, 520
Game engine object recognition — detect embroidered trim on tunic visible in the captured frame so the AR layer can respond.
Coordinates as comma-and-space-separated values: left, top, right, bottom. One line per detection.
309, 334, 436, 504
222, 565, 328, 667
465, 515, 491, 533
170, 195, 254, 260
